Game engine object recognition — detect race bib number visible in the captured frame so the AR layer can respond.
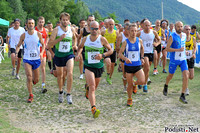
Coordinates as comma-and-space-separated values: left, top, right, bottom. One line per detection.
88, 52, 100, 64
128, 51, 139, 61
58, 42, 70, 52
175, 51, 185, 60
186, 50, 193, 59
28, 50, 37, 58
146, 43, 151, 47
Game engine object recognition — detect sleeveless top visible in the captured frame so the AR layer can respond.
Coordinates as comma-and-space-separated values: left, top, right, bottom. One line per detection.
140, 30, 155, 54
104, 29, 117, 50
55, 26, 73, 57
84, 35, 104, 68
124, 37, 141, 66
170, 32, 186, 62
35, 26, 47, 45
186, 36, 194, 59
24, 30, 40, 60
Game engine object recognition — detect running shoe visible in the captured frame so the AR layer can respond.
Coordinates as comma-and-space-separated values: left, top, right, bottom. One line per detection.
147, 78, 151, 85
153, 69, 157, 75
12, 68, 15, 76
41, 85, 47, 93
133, 84, 137, 94
79, 74, 84, 79
123, 86, 127, 93
106, 76, 112, 85
185, 88, 189, 96
127, 98, 133, 107
91, 107, 100, 118
66, 94, 73, 104
15, 74, 20, 80
138, 85, 142, 89
163, 84, 168, 96
58, 92, 64, 103
143, 85, 148, 93
179, 95, 188, 104
162, 69, 167, 73
27, 94, 33, 103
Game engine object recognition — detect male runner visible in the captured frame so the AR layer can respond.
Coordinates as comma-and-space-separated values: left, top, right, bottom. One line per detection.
7, 19, 25, 79
16, 18, 45, 103
137, 20, 161, 92
163, 21, 189, 104
116, 22, 130, 92
75, 21, 112, 118
47, 12, 77, 104
35, 16, 48, 93
184, 25, 196, 95
101, 19, 119, 84
119, 24, 145, 106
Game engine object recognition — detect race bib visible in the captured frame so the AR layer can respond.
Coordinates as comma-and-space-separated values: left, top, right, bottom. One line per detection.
28, 50, 38, 59
175, 51, 185, 60
186, 50, 193, 59
128, 51, 139, 61
88, 52, 100, 64
58, 42, 70, 52
145, 43, 151, 47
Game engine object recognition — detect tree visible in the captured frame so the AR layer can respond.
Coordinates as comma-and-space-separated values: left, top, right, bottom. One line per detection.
63, 0, 90, 25
107, 12, 119, 23
92, 11, 103, 22
7, 0, 27, 25
0, 0, 14, 22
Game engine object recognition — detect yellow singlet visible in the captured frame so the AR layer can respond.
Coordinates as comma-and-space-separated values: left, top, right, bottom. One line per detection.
104, 29, 117, 50
153, 27, 162, 37
186, 36, 194, 50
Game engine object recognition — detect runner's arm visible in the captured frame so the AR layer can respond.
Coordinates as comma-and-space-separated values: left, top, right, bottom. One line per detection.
16, 33, 25, 54
192, 37, 197, 59
38, 32, 45, 55
161, 29, 166, 41
77, 28, 83, 46
196, 32, 200, 42
76, 37, 86, 57
140, 39, 144, 58
118, 40, 127, 61
153, 31, 161, 47
101, 29, 105, 36
116, 33, 122, 53
166, 36, 184, 52
47, 27, 64, 49
101, 36, 113, 57
136, 31, 141, 37
71, 27, 77, 48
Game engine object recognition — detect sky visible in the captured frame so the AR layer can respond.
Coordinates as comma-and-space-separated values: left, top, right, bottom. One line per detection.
177, 0, 200, 12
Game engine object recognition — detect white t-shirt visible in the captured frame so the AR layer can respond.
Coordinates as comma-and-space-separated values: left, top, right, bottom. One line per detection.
7, 27, 25, 49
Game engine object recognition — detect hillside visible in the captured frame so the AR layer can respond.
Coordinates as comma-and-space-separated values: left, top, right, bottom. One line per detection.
81, 0, 200, 25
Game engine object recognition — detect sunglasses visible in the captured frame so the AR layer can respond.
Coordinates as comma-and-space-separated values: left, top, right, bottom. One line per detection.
185, 29, 191, 30
90, 27, 99, 31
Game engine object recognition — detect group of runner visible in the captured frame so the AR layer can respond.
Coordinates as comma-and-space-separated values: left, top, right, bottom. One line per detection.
6, 12, 199, 118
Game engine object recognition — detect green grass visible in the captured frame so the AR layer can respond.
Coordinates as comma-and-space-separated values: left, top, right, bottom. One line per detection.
0, 55, 200, 132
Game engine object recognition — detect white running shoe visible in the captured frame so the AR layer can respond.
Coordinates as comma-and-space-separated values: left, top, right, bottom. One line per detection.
58, 93, 64, 103
79, 74, 84, 79
185, 88, 189, 96
66, 95, 73, 104
16, 74, 20, 80
123, 86, 127, 93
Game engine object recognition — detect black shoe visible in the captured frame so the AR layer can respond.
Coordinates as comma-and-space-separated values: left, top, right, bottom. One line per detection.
179, 95, 188, 104
163, 85, 168, 96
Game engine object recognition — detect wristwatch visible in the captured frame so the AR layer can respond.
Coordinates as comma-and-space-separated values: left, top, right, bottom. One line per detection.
141, 57, 144, 59
102, 54, 106, 58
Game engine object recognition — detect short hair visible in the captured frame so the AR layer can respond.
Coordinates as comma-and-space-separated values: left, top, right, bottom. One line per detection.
59, 12, 70, 20
27, 18, 35, 23
128, 23, 137, 30
124, 19, 130, 23
38, 16, 45, 21
88, 15, 95, 20
191, 25, 196, 29
124, 22, 130, 28
47, 22, 52, 25
79, 19, 85, 23
140, 18, 148, 24
56, 21, 60, 24
104, 19, 109, 23
184, 25, 190, 30
161, 19, 169, 26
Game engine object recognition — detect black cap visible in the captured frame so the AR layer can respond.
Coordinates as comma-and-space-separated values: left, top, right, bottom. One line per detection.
14, 18, 21, 23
